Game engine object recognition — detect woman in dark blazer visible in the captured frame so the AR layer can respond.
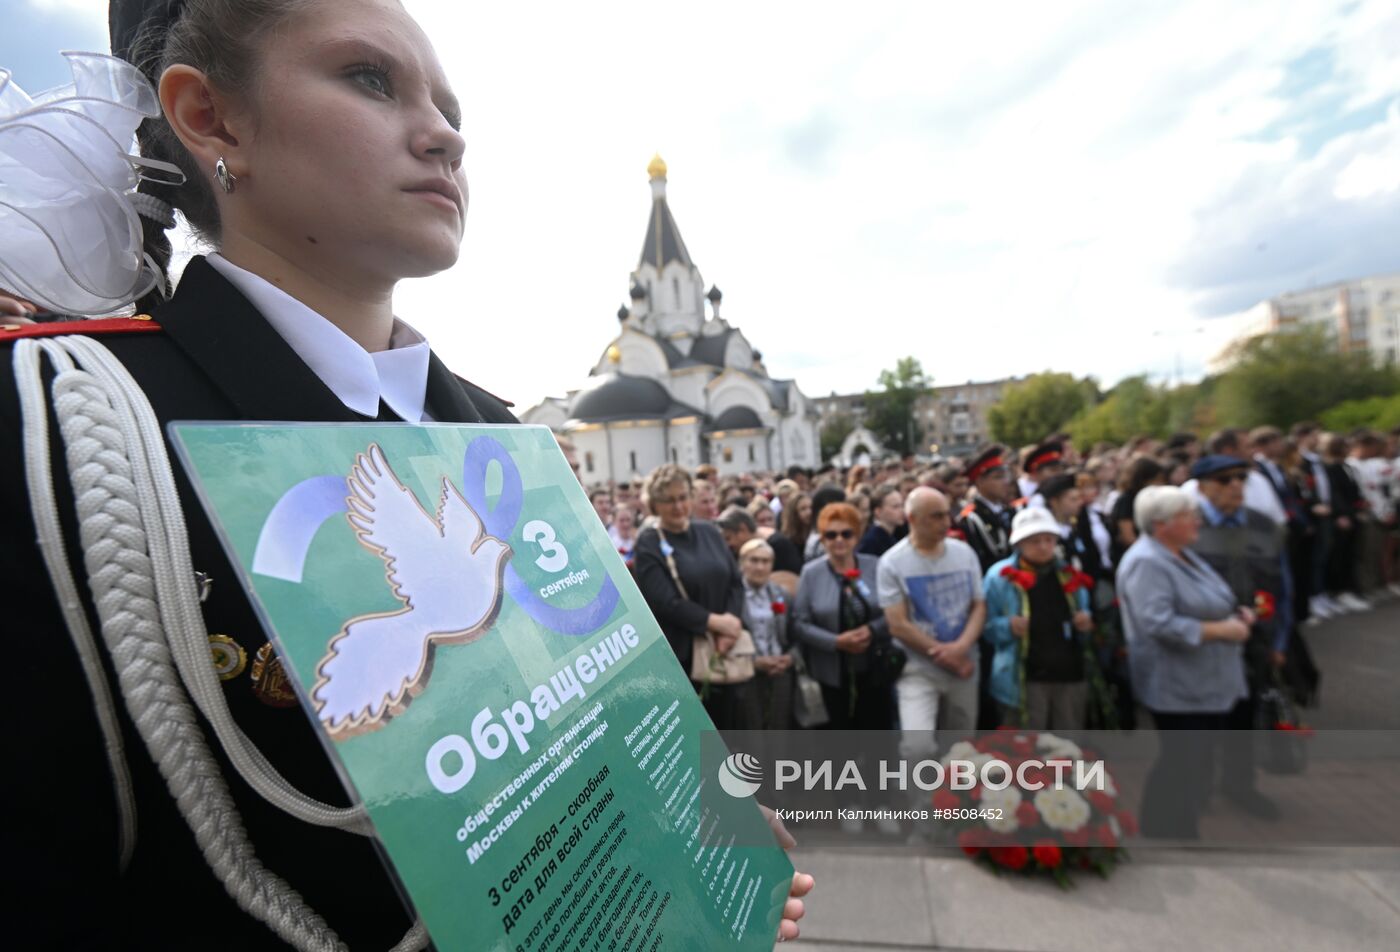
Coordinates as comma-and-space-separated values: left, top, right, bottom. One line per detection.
632, 464, 760, 731
791, 502, 898, 730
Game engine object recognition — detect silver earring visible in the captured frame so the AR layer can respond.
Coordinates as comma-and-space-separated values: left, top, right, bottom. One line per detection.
215, 157, 237, 194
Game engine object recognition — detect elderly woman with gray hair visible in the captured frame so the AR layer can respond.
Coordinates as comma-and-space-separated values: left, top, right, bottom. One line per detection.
1116, 485, 1255, 839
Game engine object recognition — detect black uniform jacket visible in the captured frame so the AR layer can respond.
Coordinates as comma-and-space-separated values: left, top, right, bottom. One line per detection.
0, 257, 516, 949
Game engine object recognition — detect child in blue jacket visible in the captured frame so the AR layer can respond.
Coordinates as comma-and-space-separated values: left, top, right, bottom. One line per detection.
983, 508, 1094, 729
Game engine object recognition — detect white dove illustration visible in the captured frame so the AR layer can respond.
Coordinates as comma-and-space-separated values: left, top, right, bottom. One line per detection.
313, 443, 512, 738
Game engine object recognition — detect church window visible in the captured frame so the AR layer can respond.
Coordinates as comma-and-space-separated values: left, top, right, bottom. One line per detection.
670, 447, 678, 463
723, 447, 733, 463
747, 444, 755, 463
629, 450, 638, 473
673, 278, 681, 309
585, 451, 594, 473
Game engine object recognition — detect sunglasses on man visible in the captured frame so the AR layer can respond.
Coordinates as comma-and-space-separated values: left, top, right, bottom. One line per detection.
822, 529, 856, 541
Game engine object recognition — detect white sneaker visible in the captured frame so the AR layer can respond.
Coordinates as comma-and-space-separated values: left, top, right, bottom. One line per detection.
1338, 593, 1371, 612
839, 815, 866, 835
1389, 582, 1400, 598
1309, 597, 1336, 619
875, 815, 903, 836
1321, 594, 1351, 615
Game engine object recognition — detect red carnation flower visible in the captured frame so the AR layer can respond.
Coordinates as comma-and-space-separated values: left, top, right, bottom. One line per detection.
1015, 801, 1040, 829
1032, 840, 1063, 868
771, 600, 787, 615
1094, 823, 1119, 848
933, 788, 960, 811
1062, 569, 1095, 595
1010, 735, 1034, 757
1063, 827, 1091, 848
957, 829, 983, 857
843, 568, 861, 580
989, 845, 1030, 871
1253, 590, 1276, 621
1116, 810, 1139, 837
999, 565, 1037, 591
1086, 791, 1116, 814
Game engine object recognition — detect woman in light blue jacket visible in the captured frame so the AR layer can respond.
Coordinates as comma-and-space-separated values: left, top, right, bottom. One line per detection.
1116, 486, 1254, 839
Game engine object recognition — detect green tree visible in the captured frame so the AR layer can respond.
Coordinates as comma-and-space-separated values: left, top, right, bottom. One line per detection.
1068, 376, 1168, 446
864, 357, 932, 456
1214, 326, 1400, 429
1320, 393, 1400, 433
820, 410, 857, 462
988, 372, 1099, 448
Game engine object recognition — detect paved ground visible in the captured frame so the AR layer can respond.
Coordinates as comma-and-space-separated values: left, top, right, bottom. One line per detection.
783, 598, 1400, 951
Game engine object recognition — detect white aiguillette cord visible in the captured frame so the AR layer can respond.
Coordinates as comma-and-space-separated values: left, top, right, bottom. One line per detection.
13, 335, 427, 952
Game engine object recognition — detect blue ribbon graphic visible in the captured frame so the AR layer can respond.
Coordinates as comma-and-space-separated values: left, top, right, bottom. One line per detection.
252, 436, 618, 637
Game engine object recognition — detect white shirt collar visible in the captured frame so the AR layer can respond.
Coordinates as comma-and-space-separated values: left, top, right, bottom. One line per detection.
207, 254, 432, 421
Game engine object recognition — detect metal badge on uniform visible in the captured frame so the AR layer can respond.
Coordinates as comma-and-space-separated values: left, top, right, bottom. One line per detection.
207, 633, 247, 680
250, 642, 299, 707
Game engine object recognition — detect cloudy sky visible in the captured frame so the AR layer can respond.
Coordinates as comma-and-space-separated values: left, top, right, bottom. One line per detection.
7, 0, 1399, 410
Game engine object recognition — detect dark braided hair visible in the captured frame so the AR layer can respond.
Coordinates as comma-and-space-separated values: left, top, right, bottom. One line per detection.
111, 0, 310, 313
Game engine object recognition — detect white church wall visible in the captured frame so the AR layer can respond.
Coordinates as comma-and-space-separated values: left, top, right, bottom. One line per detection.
609, 332, 670, 382
607, 424, 667, 485
722, 331, 754, 370
571, 428, 614, 485
520, 401, 567, 429
709, 432, 768, 477
779, 416, 816, 467
706, 371, 771, 418
668, 369, 710, 411
668, 421, 701, 470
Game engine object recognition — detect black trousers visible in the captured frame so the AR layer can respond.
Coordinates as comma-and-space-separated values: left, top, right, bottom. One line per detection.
821, 669, 897, 731
819, 669, 897, 809
698, 678, 763, 731
1142, 697, 1254, 839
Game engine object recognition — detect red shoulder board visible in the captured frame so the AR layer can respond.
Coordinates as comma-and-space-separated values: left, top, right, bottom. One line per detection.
958, 502, 976, 520
0, 315, 162, 341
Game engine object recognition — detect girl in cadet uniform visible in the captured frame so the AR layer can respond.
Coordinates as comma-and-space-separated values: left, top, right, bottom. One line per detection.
0, 0, 810, 946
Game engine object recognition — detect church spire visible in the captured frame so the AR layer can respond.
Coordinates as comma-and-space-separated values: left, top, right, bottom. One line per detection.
639, 153, 693, 270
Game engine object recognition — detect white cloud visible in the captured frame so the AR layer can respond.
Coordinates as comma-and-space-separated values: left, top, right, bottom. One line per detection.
20, 0, 1400, 408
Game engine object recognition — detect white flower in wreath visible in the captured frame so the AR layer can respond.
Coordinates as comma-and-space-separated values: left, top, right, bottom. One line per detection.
946, 741, 979, 764
1034, 787, 1091, 832
968, 752, 998, 775
1036, 733, 1083, 761
980, 787, 1022, 834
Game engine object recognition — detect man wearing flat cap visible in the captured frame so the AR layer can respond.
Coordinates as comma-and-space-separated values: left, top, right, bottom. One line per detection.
1187, 454, 1292, 819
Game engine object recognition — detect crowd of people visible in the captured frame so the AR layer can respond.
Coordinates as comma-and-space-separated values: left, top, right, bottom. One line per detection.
569, 423, 1400, 837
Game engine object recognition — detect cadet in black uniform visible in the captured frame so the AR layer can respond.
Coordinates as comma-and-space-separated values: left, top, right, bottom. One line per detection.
1, 0, 515, 946
955, 446, 1015, 574
2, 2, 812, 947
955, 447, 1015, 729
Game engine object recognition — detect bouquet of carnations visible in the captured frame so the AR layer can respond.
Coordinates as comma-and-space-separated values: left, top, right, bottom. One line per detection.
933, 730, 1135, 887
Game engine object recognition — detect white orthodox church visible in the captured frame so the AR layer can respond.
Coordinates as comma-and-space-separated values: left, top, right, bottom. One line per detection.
521, 156, 820, 483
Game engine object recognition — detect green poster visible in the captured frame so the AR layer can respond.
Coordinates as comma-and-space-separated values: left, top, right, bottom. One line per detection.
171, 422, 792, 952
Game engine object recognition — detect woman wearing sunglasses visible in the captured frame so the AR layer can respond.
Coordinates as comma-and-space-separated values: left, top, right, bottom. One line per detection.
791, 503, 900, 732
791, 502, 901, 833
